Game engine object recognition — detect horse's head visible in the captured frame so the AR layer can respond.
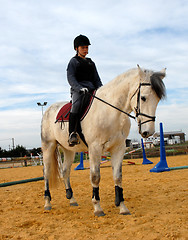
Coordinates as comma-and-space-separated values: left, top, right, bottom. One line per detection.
130, 65, 166, 138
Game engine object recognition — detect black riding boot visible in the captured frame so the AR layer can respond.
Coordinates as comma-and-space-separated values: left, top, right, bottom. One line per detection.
68, 112, 80, 146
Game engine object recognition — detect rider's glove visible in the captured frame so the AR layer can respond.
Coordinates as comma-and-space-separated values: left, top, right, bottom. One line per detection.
80, 88, 89, 94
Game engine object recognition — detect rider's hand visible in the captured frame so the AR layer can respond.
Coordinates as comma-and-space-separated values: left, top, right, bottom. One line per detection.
80, 88, 89, 94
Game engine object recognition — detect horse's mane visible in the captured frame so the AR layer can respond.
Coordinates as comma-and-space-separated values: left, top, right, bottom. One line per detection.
99, 68, 166, 100
150, 72, 166, 100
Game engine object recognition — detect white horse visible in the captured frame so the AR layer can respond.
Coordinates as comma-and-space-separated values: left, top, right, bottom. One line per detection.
41, 65, 166, 216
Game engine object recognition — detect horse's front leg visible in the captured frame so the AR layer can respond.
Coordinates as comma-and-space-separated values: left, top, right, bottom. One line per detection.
111, 146, 131, 215
89, 148, 105, 217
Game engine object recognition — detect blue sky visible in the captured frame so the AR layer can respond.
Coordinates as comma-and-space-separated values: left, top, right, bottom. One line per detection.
0, 0, 188, 149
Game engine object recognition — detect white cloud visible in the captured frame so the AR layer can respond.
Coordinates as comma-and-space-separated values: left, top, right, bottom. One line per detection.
156, 103, 188, 133
0, 108, 42, 149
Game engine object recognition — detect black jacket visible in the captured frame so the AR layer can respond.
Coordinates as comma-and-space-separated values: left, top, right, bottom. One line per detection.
67, 56, 102, 92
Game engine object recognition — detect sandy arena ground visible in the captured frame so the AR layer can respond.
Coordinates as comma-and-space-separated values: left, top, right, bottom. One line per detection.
0, 155, 187, 240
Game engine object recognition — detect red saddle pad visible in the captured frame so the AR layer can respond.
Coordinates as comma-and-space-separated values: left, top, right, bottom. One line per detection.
56, 91, 96, 122
56, 102, 72, 122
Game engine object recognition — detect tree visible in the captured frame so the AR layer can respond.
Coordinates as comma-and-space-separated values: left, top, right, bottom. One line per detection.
0, 145, 28, 158
29, 147, 42, 156
0, 147, 4, 157
11, 145, 28, 157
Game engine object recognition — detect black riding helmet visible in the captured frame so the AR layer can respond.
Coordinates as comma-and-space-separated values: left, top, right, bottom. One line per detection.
74, 35, 91, 50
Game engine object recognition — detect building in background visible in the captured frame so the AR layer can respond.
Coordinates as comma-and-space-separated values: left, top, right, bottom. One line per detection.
143, 130, 185, 148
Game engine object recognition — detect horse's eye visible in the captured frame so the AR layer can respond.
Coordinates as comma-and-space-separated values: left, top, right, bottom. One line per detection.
141, 96, 146, 102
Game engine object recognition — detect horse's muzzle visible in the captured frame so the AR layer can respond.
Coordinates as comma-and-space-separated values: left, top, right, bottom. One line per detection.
138, 120, 154, 138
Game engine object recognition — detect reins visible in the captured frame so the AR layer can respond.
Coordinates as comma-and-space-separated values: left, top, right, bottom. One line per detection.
88, 82, 156, 127
88, 92, 136, 119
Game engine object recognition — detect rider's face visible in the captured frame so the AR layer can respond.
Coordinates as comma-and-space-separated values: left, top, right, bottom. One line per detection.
77, 45, 89, 58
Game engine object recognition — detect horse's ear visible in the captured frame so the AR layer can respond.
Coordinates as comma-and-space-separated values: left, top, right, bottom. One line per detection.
154, 68, 166, 80
137, 64, 145, 78
160, 68, 166, 79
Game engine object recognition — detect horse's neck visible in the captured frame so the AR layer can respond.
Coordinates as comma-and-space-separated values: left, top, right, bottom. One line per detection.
97, 69, 138, 113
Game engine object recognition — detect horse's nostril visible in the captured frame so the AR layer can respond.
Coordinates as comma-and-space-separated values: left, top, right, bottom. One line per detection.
143, 131, 149, 138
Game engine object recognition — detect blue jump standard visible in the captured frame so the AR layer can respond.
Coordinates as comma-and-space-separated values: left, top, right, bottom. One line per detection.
141, 138, 153, 165
150, 122, 170, 173
74, 152, 85, 170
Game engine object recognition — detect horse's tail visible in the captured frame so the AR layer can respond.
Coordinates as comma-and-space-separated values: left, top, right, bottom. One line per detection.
50, 146, 63, 188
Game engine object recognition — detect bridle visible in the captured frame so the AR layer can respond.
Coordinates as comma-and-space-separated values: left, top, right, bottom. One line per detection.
130, 82, 156, 132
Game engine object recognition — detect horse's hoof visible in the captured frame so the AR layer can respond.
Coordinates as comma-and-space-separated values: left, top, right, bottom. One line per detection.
120, 211, 131, 215
44, 206, 52, 211
94, 211, 105, 217
70, 202, 78, 206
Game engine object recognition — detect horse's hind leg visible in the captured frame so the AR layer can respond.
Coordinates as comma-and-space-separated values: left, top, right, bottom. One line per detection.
111, 146, 131, 215
62, 149, 78, 206
44, 178, 51, 210
42, 141, 56, 210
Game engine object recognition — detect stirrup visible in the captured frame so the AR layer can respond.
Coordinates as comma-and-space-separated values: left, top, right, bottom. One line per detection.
68, 132, 80, 147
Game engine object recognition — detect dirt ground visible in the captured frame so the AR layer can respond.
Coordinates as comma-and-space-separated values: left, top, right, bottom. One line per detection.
0, 155, 187, 240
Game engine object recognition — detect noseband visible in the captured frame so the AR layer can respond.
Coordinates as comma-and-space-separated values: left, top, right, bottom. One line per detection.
131, 83, 156, 131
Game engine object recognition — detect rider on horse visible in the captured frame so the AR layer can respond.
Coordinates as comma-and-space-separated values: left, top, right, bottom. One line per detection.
67, 35, 103, 146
